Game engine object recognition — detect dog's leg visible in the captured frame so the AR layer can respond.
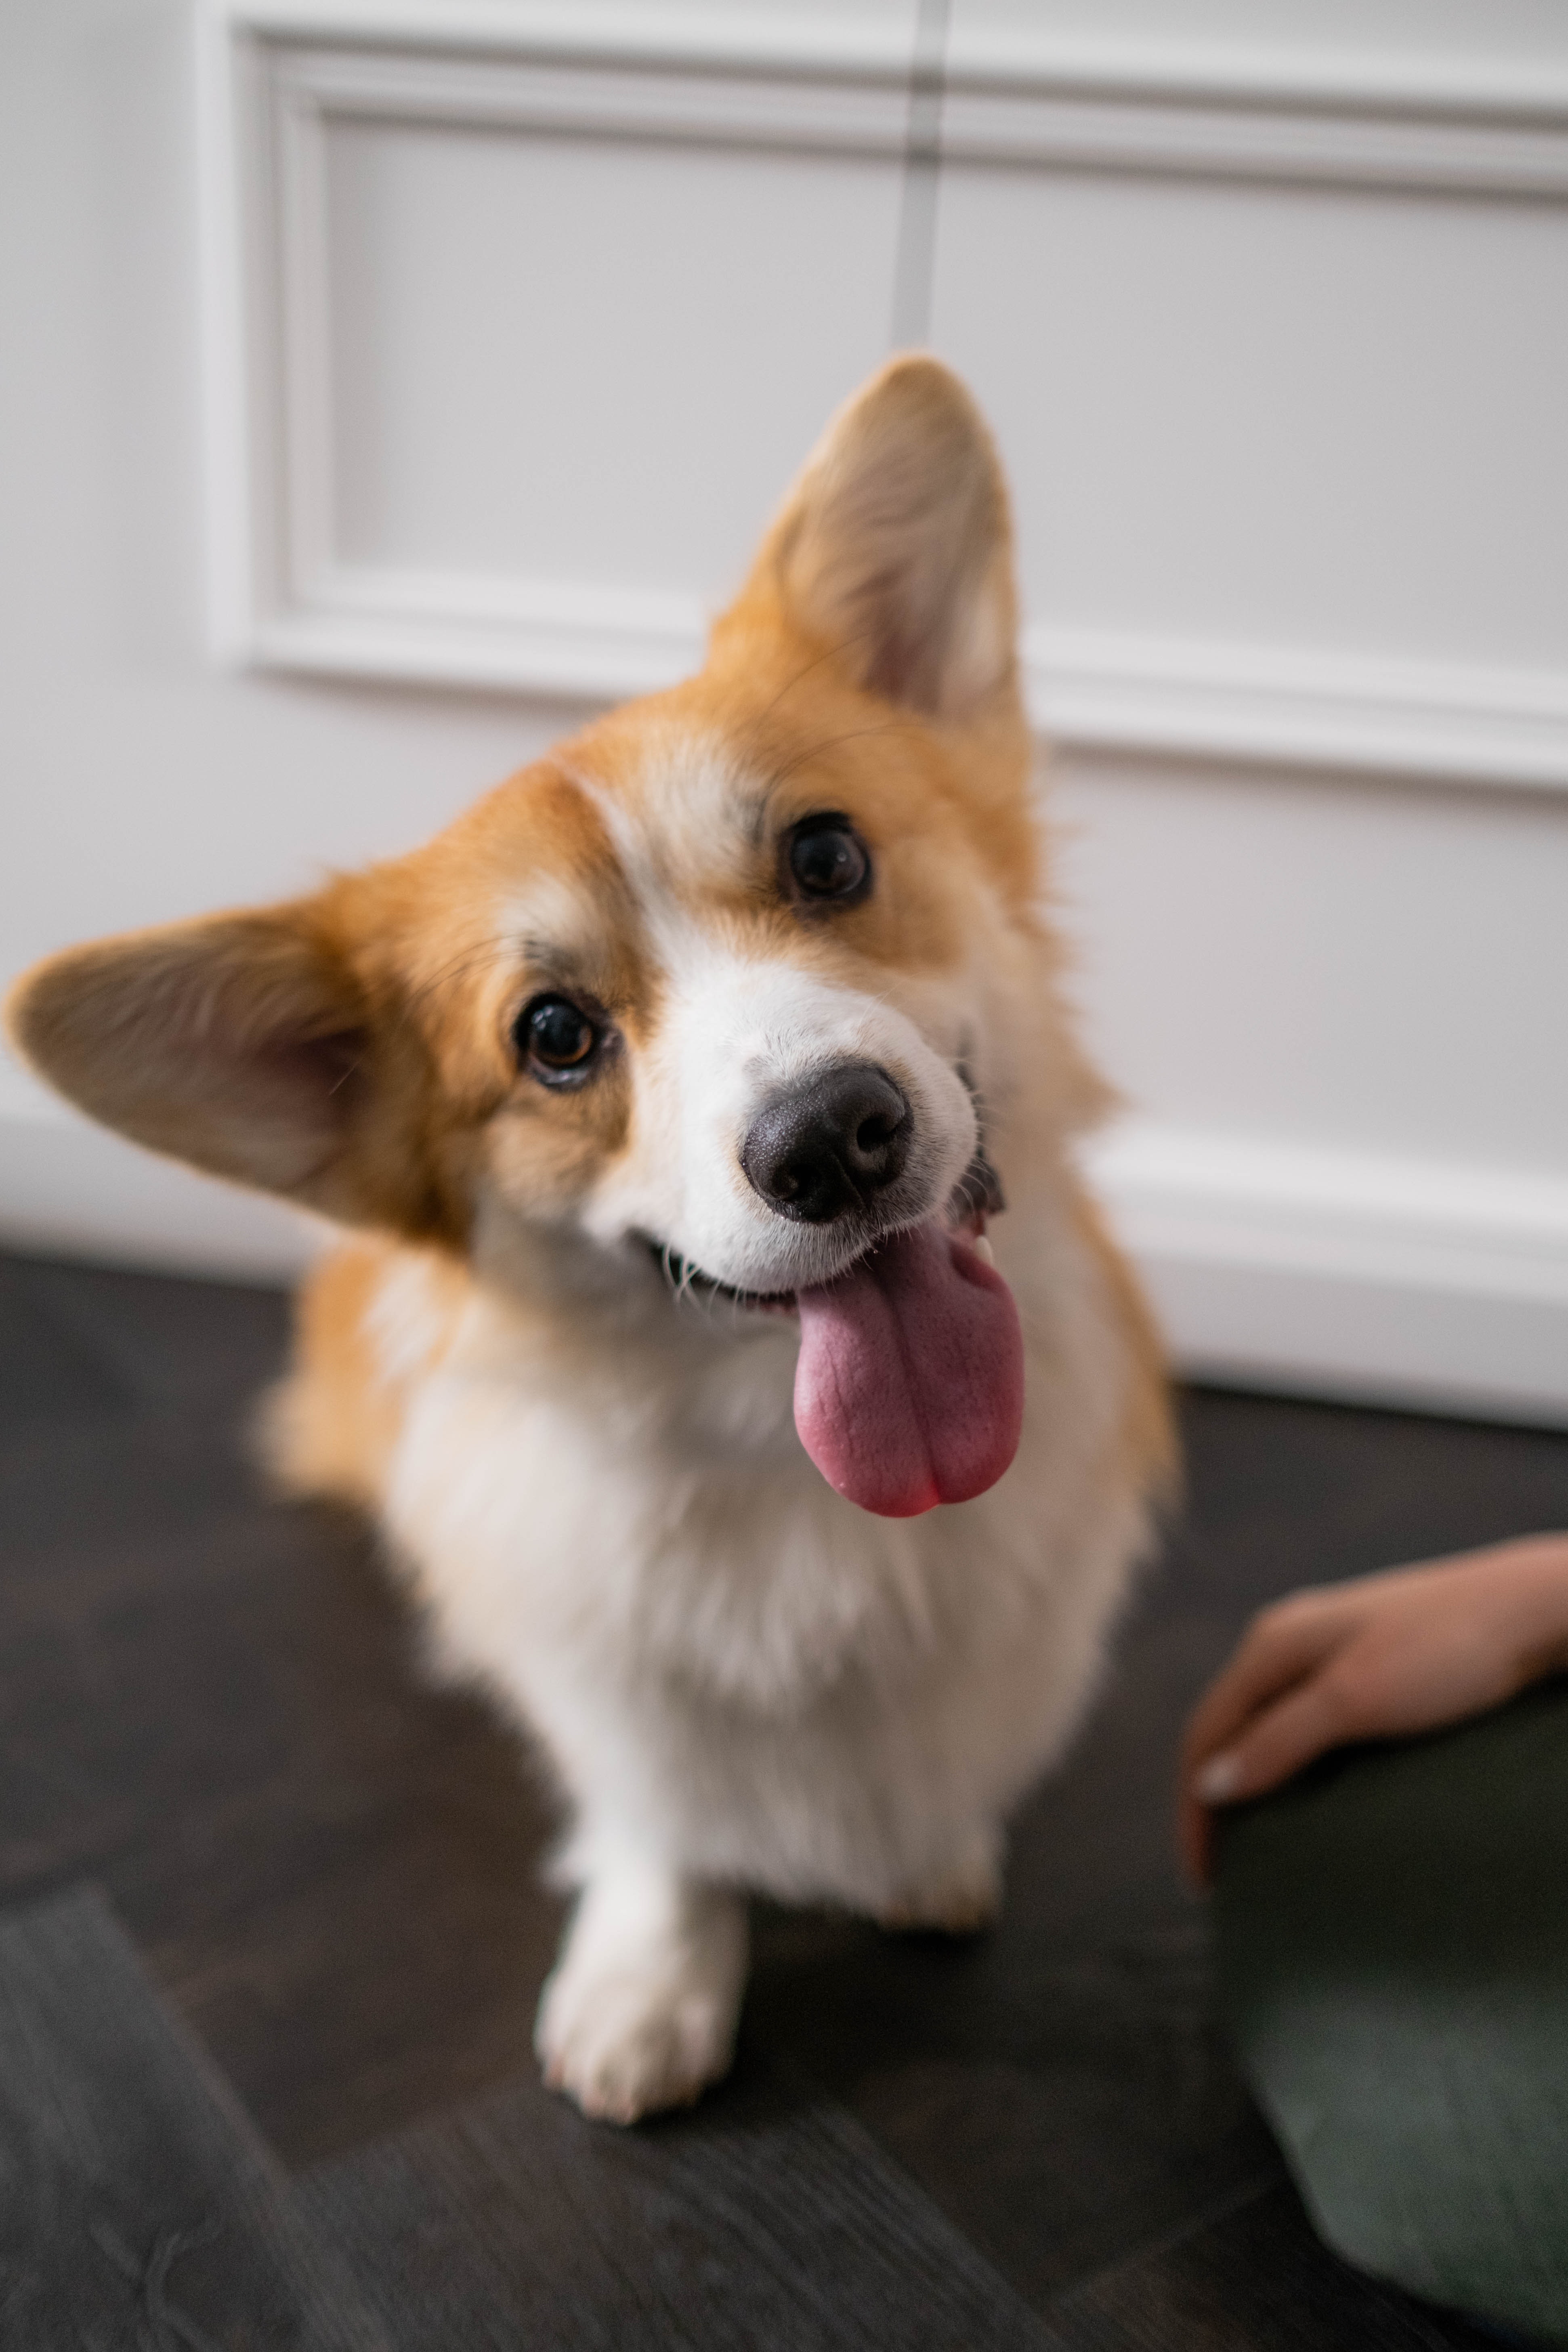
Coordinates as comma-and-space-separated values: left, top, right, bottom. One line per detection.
535, 1848, 748, 2124
875, 1822, 1003, 1935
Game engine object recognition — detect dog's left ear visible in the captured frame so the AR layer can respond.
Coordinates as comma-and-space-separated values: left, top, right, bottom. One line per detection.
746, 355, 1020, 724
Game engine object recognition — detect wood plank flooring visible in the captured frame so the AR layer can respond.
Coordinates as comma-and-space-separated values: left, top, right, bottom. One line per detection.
0, 1885, 381, 2349
5, 1247, 1563, 2346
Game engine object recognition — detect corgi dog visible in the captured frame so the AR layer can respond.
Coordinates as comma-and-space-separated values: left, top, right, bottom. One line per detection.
9, 357, 1172, 2124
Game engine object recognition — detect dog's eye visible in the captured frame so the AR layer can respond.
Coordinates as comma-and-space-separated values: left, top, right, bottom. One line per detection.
516, 994, 599, 1084
787, 815, 871, 905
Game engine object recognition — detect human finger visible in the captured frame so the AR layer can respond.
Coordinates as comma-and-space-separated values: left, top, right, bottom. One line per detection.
1178, 1777, 1219, 1888
1178, 1675, 1353, 1889
1180, 1597, 1348, 1784
1188, 1670, 1372, 1821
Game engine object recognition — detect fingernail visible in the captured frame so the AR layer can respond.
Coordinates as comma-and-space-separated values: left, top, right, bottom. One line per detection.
1195, 1752, 1243, 1805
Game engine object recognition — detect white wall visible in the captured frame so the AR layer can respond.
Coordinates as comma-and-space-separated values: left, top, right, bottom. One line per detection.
4, 0, 1568, 1425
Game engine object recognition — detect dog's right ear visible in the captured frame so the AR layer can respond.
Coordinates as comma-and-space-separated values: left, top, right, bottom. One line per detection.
6, 902, 393, 1226
739, 354, 1020, 726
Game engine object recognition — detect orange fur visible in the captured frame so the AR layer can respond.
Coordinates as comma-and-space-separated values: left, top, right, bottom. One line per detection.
260, 1237, 458, 1510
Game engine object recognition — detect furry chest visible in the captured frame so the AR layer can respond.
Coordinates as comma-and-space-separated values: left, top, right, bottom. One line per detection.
384, 1353, 970, 1715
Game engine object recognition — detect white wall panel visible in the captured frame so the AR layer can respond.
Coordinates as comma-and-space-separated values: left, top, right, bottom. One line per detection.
931, 171, 1568, 669
209, 5, 1568, 780
1052, 756, 1568, 1171
212, 24, 917, 696
323, 115, 905, 596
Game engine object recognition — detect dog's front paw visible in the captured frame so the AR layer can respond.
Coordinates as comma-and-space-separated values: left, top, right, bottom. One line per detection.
535, 1877, 747, 2125
537, 1959, 734, 2123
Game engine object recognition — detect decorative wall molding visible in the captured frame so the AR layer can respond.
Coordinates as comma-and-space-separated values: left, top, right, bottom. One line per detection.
199, 17, 916, 676
1026, 631, 1568, 793
248, 574, 1568, 792
1082, 1119, 1568, 1428
270, 41, 916, 155
211, 1, 926, 82
937, 61, 1568, 200
253, 568, 709, 704
201, 4, 1568, 790
215, 0, 1568, 122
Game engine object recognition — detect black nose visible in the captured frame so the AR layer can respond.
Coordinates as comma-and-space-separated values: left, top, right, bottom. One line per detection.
741, 1063, 912, 1224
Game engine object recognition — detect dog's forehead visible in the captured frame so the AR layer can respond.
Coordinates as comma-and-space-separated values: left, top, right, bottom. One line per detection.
579, 728, 763, 902
546, 726, 779, 977
443, 731, 767, 1004
440, 764, 621, 960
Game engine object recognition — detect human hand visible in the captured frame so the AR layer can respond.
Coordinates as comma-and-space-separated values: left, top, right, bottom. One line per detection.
1179, 1534, 1568, 1886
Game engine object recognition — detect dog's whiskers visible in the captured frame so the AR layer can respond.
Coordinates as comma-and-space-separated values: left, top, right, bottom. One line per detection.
645, 1239, 795, 1317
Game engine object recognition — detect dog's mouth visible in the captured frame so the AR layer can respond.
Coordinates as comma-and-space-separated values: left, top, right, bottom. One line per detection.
644, 1143, 1005, 1317
644, 1141, 1021, 1519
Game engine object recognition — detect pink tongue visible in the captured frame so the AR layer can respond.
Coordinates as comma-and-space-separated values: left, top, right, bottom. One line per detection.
793, 1222, 1025, 1518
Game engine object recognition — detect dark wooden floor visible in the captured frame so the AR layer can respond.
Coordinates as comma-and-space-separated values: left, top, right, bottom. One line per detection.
6, 1246, 1564, 2346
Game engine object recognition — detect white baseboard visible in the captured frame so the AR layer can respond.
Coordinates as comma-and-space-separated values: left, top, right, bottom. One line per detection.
1083, 1121, 1568, 1428
0, 1071, 323, 1285
5, 1073, 1568, 1428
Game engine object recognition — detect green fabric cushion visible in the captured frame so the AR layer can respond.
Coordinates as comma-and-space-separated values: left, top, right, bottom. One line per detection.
1215, 1678, 1568, 2346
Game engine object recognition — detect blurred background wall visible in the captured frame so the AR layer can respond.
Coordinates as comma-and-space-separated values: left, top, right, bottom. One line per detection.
4, 0, 1567, 1423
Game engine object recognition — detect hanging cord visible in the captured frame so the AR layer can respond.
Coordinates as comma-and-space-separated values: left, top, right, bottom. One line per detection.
889, 0, 950, 348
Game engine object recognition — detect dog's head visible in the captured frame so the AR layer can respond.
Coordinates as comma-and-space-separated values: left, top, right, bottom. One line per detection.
9, 359, 1089, 1513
